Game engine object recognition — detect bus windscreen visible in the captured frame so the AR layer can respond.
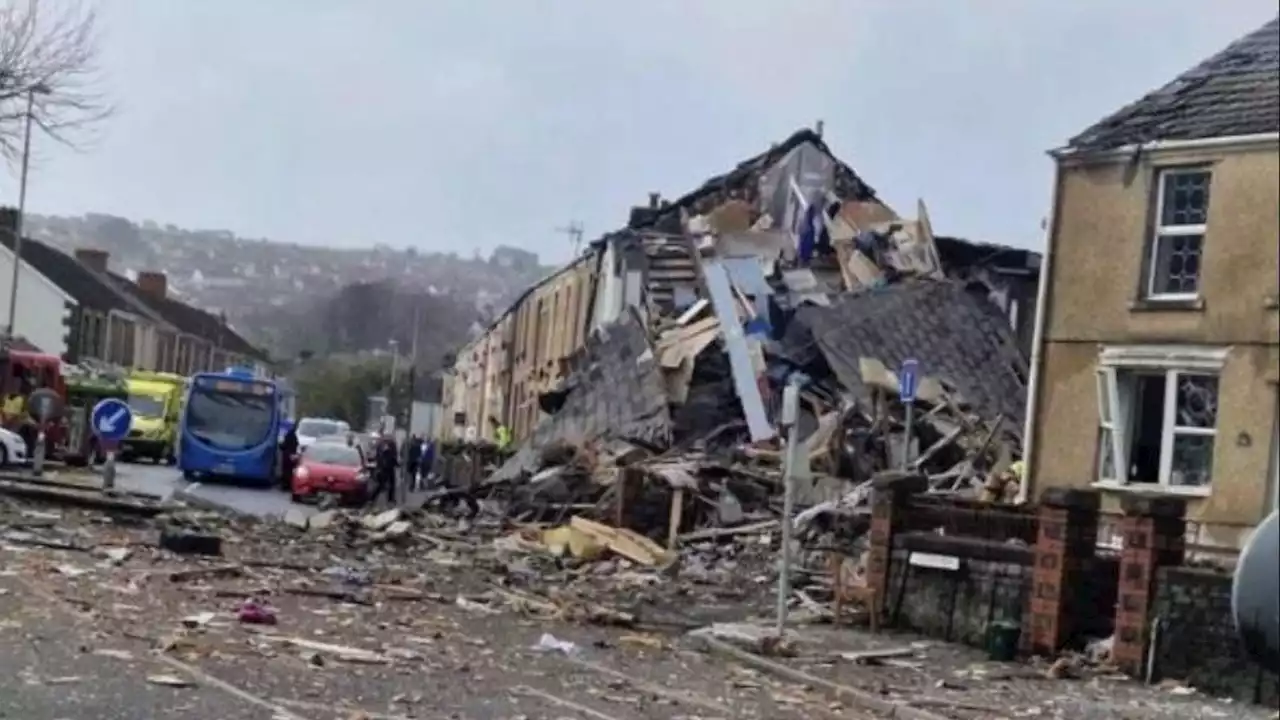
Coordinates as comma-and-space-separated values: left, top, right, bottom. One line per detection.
185, 386, 275, 451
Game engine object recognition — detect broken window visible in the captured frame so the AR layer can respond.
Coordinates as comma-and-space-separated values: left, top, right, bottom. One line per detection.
1096, 365, 1219, 489
1147, 168, 1210, 299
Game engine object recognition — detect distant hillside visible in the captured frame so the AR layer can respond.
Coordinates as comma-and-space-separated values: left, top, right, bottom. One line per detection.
26, 212, 554, 358
242, 280, 481, 369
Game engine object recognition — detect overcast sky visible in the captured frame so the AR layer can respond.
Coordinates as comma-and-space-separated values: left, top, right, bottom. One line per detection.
7, 1, 1278, 263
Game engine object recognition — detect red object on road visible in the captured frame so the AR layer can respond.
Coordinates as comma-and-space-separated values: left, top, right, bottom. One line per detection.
236, 598, 277, 625
290, 442, 368, 503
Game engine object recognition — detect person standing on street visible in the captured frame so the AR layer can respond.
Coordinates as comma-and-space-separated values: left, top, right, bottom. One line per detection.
279, 424, 299, 492
418, 436, 436, 490
405, 434, 422, 491
370, 433, 399, 506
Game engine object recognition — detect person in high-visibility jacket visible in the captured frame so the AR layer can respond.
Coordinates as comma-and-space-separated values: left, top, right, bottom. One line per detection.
490, 417, 512, 451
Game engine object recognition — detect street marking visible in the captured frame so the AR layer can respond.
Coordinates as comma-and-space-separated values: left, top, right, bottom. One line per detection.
510, 685, 623, 720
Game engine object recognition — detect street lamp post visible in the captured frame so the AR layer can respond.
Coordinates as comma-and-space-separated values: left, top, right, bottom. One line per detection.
5, 84, 50, 337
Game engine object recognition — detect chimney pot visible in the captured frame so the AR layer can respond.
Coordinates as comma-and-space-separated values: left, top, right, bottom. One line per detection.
648, 192, 660, 209
137, 270, 168, 299
815, 119, 825, 137
74, 248, 109, 273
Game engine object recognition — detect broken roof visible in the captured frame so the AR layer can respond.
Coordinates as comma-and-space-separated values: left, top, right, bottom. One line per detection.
781, 279, 1028, 427
1067, 16, 1280, 152
624, 127, 882, 234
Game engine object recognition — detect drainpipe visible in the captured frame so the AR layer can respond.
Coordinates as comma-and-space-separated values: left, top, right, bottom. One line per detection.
1016, 163, 1063, 505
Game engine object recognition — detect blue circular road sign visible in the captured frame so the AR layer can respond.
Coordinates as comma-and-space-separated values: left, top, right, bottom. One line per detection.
91, 397, 134, 442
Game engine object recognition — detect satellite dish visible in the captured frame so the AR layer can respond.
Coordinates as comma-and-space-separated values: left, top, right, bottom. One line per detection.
1232, 510, 1279, 674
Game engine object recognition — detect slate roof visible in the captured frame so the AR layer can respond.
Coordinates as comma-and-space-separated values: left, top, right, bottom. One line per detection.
781, 279, 1029, 427
0, 233, 135, 314
1068, 17, 1280, 151
488, 309, 670, 483
108, 272, 267, 361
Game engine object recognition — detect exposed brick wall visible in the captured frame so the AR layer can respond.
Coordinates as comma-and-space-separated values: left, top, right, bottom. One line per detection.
1153, 566, 1279, 707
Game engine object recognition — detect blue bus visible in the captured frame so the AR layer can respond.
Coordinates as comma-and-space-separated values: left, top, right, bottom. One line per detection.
178, 369, 281, 487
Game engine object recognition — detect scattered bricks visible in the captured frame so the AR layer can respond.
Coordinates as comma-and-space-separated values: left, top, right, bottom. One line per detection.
1111, 495, 1187, 676
1026, 488, 1100, 656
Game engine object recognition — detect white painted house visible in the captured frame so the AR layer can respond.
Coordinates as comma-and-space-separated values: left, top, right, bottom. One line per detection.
0, 239, 74, 357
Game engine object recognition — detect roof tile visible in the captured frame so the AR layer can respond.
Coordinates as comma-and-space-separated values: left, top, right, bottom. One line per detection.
1069, 17, 1279, 151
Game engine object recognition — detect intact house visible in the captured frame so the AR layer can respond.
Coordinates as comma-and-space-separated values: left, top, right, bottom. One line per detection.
443, 126, 1041, 443
105, 268, 268, 375
1023, 16, 1280, 549
0, 207, 268, 373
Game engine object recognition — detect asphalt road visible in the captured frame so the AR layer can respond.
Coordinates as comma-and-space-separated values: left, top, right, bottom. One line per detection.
110, 460, 310, 519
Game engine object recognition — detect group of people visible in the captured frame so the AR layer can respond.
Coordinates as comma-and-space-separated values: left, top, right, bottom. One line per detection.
365, 432, 438, 504
277, 422, 437, 507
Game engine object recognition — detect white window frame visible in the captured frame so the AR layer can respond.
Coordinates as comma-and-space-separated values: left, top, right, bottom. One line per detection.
1146, 167, 1210, 302
1094, 345, 1228, 496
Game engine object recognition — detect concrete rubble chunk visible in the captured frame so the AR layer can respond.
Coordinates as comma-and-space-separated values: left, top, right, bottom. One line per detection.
362, 509, 401, 531
283, 508, 310, 530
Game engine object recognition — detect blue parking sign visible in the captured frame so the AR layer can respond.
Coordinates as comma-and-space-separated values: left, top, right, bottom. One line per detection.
899, 358, 920, 403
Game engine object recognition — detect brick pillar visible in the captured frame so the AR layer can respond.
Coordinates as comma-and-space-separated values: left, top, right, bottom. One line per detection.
1112, 496, 1187, 675
864, 471, 928, 625
1026, 488, 1101, 656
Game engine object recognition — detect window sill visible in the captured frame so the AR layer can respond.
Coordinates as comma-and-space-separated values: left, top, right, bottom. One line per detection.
1091, 481, 1211, 499
1129, 297, 1205, 313
1266, 295, 1279, 310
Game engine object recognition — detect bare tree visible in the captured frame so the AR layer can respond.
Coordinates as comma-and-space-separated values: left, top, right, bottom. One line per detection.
0, 0, 109, 159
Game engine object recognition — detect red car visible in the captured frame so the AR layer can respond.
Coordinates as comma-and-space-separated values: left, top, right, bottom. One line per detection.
290, 442, 369, 504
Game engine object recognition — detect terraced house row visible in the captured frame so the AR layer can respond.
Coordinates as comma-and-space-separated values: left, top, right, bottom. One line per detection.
0, 207, 268, 374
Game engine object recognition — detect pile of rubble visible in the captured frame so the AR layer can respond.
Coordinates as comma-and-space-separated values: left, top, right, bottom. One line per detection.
466, 192, 1028, 583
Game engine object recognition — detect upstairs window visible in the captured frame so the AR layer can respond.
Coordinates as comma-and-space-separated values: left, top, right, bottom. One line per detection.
1147, 168, 1211, 300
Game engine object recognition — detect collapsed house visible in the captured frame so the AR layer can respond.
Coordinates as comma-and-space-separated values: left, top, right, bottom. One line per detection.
443, 125, 1039, 535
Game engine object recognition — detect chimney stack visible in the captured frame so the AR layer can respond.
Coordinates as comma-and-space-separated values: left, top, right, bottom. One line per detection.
74, 248, 109, 273
815, 119, 825, 137
137, 270, 168, 299
648, 192, 660, 209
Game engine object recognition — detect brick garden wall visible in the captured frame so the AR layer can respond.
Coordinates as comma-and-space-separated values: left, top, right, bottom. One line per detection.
887, 539, 1029, 647
1152, 566, 1279, 707
864, 484, 1274, 709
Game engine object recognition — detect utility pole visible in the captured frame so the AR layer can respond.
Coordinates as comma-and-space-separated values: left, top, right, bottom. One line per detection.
5, 85, 50, 336
555, 221, 584, 257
